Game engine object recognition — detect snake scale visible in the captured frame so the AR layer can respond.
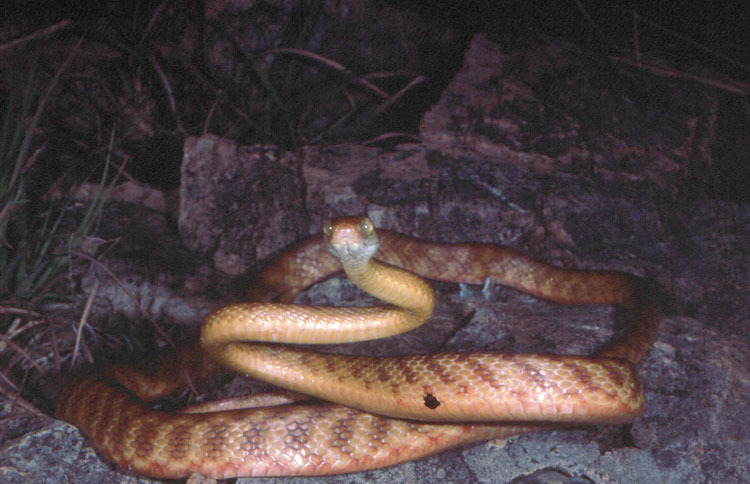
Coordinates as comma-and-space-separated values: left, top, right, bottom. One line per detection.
56, 216, 660, 479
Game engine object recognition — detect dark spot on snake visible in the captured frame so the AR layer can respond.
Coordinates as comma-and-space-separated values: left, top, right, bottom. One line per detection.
423, 393, 440, 409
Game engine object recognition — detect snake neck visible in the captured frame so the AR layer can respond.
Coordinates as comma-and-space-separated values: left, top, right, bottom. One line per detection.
343, 257, 435, 324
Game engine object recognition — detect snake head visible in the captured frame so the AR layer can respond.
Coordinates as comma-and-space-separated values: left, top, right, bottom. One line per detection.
324, 216, 380, 268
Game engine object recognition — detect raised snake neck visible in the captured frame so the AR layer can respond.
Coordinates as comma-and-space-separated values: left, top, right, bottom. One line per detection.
56, 216, 661, 479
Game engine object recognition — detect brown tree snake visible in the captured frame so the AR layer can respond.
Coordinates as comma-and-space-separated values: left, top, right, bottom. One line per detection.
56, 216, 661, 479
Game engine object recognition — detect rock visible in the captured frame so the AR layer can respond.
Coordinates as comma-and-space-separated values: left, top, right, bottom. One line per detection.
178, 135, 307, 275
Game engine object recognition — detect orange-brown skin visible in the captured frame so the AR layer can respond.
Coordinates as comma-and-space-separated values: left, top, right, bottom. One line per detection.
56, 217, 661, 480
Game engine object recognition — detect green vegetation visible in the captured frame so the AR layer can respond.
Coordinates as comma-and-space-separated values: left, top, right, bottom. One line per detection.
1, 53, 110, 303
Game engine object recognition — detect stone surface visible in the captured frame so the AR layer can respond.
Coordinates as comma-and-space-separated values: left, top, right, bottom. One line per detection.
2, 34, 747, 484
179, 135, 307, 275
420, 34, 715, 186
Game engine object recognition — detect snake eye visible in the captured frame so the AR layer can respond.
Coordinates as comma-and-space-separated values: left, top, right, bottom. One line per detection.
323, 220, 334, 237
360, 217, 374, 236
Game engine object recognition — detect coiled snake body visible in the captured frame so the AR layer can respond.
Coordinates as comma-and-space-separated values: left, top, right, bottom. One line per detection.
56, 217, 660, 479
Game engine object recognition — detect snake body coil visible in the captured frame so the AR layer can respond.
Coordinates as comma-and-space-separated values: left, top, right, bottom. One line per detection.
56, 217, 660, 479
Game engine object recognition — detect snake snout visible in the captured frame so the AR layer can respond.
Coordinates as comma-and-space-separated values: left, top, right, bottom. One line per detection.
329, 240, 371, 266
